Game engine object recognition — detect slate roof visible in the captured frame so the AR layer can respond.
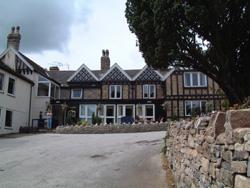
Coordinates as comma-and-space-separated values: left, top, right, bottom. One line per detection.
19, 52, 48, 78
48, 67, 173, 84
47, 71, 75, 85
0, 61, 34, 85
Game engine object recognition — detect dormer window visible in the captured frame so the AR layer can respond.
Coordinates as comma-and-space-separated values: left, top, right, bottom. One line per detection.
184, 72, 207, 87
71, 89, 82, 99
109, 85, 122, 99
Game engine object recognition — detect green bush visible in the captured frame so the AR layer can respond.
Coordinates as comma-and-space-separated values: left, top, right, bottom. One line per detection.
92, 113, 102, 125
65, 110, 77, 125
77, 120, 88, 126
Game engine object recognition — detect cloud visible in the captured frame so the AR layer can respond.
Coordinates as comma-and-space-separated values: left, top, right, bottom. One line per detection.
0, 0, 89, 53
0, 0, 145, 70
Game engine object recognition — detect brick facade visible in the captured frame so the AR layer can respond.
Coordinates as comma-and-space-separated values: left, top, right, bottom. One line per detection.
84, 88, 101, 99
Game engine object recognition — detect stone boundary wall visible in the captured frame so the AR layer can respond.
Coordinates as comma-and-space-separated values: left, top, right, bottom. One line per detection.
165, 109, 250, 188
56, 122, 168, 134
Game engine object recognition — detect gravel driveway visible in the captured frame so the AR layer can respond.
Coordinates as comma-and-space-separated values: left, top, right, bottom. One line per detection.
0, 132, 167, 188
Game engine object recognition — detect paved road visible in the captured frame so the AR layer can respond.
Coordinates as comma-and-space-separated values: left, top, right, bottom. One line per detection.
0, 132, 167, 188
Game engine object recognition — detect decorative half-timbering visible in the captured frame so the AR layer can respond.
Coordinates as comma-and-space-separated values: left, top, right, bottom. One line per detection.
67, 64, 98, 82
15, 55, 33, 74
134, 66, 162, 81
163, 68, 225, 120
49, 50, 225, 126
101, 63, 131, 81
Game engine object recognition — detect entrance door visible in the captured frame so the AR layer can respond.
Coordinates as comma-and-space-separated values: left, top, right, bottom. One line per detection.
106, 105, 115, 124
125, 105, 133, 117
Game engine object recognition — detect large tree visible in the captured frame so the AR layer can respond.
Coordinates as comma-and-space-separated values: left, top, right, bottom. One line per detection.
125, 0, 250, 104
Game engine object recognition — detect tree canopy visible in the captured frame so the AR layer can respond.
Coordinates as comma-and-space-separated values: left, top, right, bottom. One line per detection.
125, 0, 250, 104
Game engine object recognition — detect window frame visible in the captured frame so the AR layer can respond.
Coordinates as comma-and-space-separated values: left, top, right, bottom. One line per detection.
5, 110, 13, 128
105, 105, 116, 124
136, 104, 155, 121
109, 85, 122, 99
184, 72, 207, 87
0, 72, 4, 93
0, 107, 2, 128
117, 104, 135, 124
71, 88, 83, 99
79, 104, 97, 124
185, 100, 207, 116
7, 77, 15, 96
143, 84, 156, 99
37, 76, 50, 97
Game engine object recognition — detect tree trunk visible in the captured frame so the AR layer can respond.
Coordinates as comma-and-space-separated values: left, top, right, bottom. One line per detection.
218, 80, 248, 106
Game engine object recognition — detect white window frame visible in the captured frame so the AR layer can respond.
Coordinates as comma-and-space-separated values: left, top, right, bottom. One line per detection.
117, 104, 135, 123
0, 72, 4, 93
184, 72, 207, 87
143, 84, 156, 99
105, 105, 116, 124
71, 89, 83, 99
185, 100, 207, 116
109, 85, 122, 99
79, 104, 97, 123
37, 76, 50, 97
136, 104, 155, 121
7, 77, 15, 96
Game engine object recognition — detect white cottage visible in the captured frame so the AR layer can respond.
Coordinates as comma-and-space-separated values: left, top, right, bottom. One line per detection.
0, 26, 60, 134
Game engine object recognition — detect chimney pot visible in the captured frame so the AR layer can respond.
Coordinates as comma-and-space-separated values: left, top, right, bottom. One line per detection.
16, 26, 20, 33
100, 49, 110, 72
7, 26, 21, 50
49, 66, 60, 71
11, 26, 15, 33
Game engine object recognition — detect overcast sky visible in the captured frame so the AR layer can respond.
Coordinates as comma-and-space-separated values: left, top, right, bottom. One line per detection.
0, 0, 145, 70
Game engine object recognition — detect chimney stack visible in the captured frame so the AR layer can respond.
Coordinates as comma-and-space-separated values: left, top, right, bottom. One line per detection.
101, 49, 110, 72
7, 26, 21, 50
49, 66, 60, 71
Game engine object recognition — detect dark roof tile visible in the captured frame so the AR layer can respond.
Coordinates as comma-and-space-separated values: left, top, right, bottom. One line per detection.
47, 71, 75, 85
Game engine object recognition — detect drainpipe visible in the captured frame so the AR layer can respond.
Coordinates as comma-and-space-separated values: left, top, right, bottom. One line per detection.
28, 84, 33, 127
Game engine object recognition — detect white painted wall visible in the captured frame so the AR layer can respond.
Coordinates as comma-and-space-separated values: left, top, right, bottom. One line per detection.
0, 69, 32, 134
1, 49, 53, 127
